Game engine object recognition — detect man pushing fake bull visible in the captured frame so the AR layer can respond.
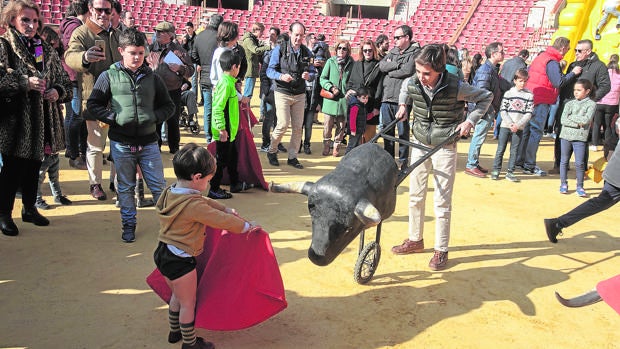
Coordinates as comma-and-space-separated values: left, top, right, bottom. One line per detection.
391, 44, 493, 271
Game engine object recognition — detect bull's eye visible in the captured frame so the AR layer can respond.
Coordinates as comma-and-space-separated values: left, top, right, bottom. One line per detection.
308, 203, 315, 212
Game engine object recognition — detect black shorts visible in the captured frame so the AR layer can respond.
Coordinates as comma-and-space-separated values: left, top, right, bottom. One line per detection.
153, 241, 196, 280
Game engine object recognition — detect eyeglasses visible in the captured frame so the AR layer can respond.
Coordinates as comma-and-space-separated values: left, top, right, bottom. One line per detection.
362, 49, 373, 53
92, 7, 112, 15
337, 46, 348, 51
393, 34, 406, 40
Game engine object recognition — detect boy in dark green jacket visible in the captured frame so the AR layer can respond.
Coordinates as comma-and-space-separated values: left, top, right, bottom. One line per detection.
87, 28, 175, 243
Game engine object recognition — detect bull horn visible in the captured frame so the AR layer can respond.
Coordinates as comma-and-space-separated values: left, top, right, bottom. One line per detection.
269, 181, 312, 196
354, 199, 381, 227
555, 289, 602, 308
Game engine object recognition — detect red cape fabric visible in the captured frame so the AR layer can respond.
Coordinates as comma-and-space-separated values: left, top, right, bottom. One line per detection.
597, 274, 620, 315
146, 226, 287, 331
207, 104, 269, 190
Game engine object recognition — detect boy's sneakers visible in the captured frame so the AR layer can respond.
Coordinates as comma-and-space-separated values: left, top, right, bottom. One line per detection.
90, 184, 107, 200
121, 224, 136, 243
54, 195, 72, 205
208, 188, 233, 199
523, 166, 547, 176
35, 198, 51, 210
576, 187, 588, 198
559, 184, 568, 194
278, 143, 287, 153
429, 250, 448, 271
490, 170, 500, 180
505, 172, 520, 182
259, 144, 270, 152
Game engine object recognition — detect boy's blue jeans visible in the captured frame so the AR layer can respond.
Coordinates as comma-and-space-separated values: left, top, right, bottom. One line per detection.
37, 153, 62, 200
492, 127, 523, 172
111, 141, 165, 227
202, 87, 213, 142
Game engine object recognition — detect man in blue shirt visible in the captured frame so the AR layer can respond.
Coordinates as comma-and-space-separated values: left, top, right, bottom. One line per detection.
265, 22, 316, 169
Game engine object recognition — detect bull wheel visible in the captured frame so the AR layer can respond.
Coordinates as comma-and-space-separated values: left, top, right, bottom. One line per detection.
353, 241, 381, 284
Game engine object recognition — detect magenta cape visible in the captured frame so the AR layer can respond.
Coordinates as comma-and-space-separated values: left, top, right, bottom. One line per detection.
597, 274, 620, 315
146, 227, 287, 331
207, 104, 269, 190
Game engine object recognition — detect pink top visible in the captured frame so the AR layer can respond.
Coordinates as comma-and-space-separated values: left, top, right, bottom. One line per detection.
599, 69, 620, 106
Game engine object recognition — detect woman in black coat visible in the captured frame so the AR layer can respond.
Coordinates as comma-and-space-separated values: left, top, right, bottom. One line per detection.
346, 39, 384, 143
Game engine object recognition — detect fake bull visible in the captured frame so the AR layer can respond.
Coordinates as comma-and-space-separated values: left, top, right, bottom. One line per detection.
270, 143, 399, 266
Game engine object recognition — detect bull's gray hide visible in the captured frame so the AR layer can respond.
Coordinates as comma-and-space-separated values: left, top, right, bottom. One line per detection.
271, 143, 399, 266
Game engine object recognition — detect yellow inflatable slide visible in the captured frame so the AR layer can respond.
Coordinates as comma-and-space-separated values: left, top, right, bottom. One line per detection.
553, 0, 619, 64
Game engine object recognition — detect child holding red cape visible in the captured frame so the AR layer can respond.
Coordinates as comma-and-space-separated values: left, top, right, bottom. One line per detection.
153, 143, 259, 349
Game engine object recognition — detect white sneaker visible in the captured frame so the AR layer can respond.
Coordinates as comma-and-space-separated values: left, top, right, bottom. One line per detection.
589, 145, 600, 152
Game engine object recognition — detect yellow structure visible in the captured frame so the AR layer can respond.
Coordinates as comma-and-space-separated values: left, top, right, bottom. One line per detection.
553, 0, 619, 64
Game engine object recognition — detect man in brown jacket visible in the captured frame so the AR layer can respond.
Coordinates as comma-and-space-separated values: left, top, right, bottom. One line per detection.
64, 0, 121, 201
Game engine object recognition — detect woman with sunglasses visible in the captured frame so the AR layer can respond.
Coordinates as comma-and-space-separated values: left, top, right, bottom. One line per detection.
345, 39, 384, 144
0, 0, 73, 236
319, 39, 354, 156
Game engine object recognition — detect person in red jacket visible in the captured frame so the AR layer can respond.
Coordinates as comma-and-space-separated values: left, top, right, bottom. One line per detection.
515, 37, 581, 176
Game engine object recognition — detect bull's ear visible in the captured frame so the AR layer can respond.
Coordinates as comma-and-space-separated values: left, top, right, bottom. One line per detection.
354, 199, 381, 227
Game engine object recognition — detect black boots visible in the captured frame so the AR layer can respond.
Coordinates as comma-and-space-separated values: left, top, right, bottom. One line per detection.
135, 179, 155, 208
122, 224, 136, 243
0, 213, 19, 236
21, 207, 50, 226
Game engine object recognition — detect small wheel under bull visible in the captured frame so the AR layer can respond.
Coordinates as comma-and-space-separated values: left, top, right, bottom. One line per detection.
354, 241, 381, 284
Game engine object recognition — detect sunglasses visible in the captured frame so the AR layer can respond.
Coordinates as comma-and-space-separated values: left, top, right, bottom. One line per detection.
363, 49, 373, 53
575, 48, 587, 53
93, 7, 112, 15
393, 34, 406, 40
337, 46, 348, 51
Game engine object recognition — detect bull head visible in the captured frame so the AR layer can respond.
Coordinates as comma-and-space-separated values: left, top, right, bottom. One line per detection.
270, 143, 398, 266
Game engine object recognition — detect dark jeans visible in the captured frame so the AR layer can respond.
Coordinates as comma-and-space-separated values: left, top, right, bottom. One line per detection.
0, 154, 41, 214
261, 96, 276, 147
64, 85, 87, 159
380, 102, 410, 164
593, 104, 619, 146
211, 138, 239, 191
558, 181, 620, 228
493, 127, 522, 172
560, 139, 587, 188
345, 134, 363, 154
202, 86, 213, 142
157, 89, 182, 152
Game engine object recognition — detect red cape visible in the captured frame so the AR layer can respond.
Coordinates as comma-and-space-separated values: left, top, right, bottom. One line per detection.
146, 226, 287, 331
207, 104, 269, 190
597, 274, 620, 315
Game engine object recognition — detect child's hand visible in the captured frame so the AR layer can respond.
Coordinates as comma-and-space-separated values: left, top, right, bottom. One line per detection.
509, 124, 518, 133
225, 207, 238, 216
247, 221, 261, 234
219, 130, 228, 142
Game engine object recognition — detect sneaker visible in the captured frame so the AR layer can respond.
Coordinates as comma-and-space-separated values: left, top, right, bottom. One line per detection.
136, 197, 155, 208
490, 170, 499, 180
121, 224, 136, 243
287, 158, 304, 169
505, 172, 520, 182
523, 167, 547, 176
559, 184, 568, 194
207, 188, 233, 199
267, 152, 279, 166
391, 239, 424, 255
259, 144, 270, 152
576, 187, 588, 198
278, 143, 287, 153
544, 218, 563, 243
35, 198, 51, 210
69, 157, 87, 170
429, 250, 449, 271
230, 182, 254, 193
181, 337, 215, 349
54, 195, 72, 205
90, 184, 107, 200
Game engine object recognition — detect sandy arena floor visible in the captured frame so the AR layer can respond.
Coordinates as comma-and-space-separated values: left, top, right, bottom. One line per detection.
1, 105, 619, 349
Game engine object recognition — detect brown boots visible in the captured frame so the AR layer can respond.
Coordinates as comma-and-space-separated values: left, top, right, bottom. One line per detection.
322, 140, 331, 156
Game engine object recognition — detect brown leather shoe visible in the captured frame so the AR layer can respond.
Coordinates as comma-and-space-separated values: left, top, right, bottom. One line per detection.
464, 167, 486, 178
429, 250, 448, 271
477, 165, 489, 173
391, 239, 424, 255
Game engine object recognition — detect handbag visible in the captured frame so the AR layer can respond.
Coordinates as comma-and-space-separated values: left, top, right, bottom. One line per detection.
320, 87, 341, 100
